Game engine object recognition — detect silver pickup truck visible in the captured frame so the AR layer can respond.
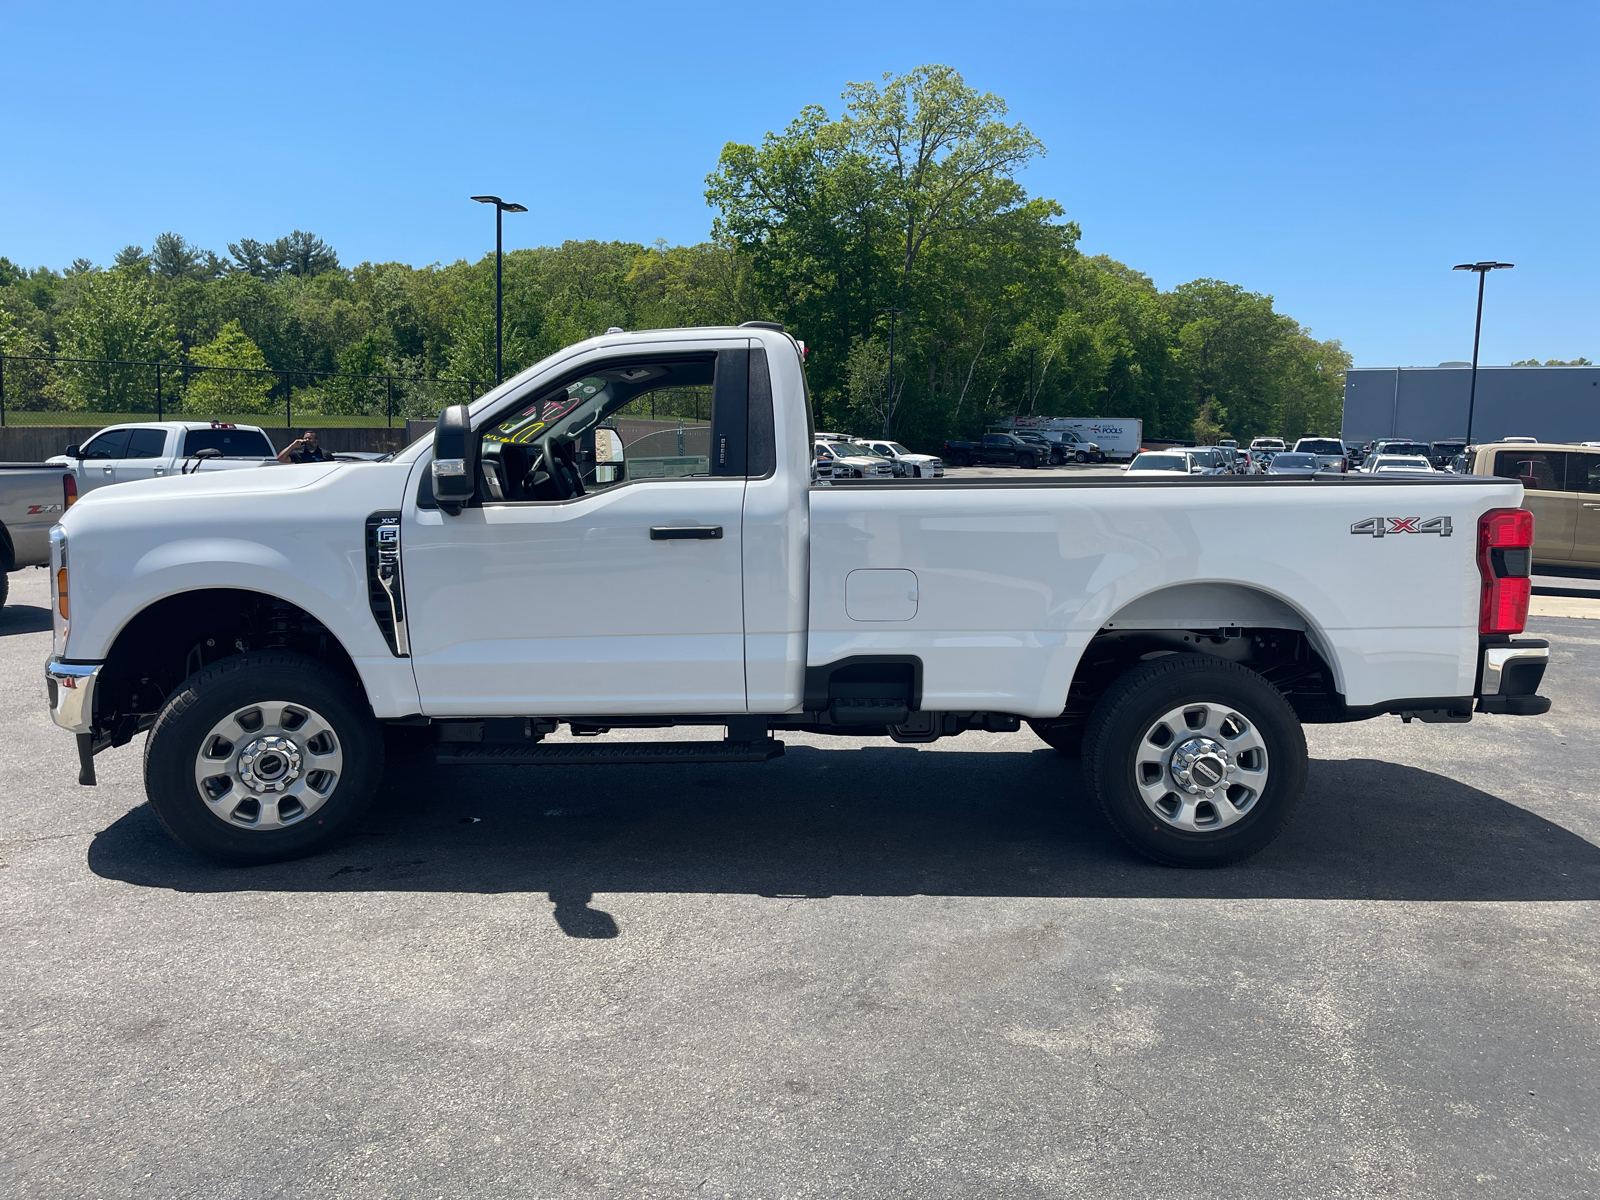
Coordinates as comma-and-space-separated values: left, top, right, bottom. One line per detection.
0, 463, 72, 606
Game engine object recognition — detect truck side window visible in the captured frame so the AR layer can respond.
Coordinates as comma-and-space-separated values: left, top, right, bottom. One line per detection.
80, 429, 131, 460
1572, 453, 1600, 494
475, 351, 756, 504
1494, 450, 1565, 492
126, 428, 167, 458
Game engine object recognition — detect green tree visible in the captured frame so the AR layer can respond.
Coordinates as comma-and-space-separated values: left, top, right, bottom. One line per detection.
185, 319, 274, 414
56, 271, 179, 411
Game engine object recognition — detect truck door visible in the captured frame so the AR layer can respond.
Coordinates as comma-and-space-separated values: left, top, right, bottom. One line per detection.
113, 427, 172, 484
1493, 448, 1574, 564
1568, 451, 1600, 566
402, 344, 755, 717
73, 427, 131, 494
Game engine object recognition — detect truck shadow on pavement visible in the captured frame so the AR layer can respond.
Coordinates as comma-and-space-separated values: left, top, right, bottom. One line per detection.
0, 604, 52, 636
87, 745, 1600, 922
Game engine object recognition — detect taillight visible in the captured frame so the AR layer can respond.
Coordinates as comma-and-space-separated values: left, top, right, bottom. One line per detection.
1478, 507, 1533, 634
63, 473, 78, 507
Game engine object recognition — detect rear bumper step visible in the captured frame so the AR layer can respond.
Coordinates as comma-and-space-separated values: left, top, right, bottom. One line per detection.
434, 739, 786, 766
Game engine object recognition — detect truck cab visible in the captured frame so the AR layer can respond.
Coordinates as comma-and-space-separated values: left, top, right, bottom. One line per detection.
58, 421, 278, 497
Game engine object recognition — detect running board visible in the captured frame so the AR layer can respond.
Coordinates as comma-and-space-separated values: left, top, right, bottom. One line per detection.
433, 739, 786, 767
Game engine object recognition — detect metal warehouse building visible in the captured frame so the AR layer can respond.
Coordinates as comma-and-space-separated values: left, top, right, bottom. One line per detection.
1342, 364, 1600, 445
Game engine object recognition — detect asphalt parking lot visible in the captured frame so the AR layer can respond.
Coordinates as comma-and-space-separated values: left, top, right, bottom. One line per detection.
4, 567, 1598, 1199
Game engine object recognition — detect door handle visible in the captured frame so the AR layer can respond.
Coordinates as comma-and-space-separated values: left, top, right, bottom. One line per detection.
651, 525, 723, 540
1584, 502, 1600, 508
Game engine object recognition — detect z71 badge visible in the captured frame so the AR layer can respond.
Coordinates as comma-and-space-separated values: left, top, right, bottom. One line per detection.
1351, 516, 1452, 537
26, 504, 62, 515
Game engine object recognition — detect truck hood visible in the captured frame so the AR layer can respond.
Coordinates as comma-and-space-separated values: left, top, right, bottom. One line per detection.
71, 462, 343, 508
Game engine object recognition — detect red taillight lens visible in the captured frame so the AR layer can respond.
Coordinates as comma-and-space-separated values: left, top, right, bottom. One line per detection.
63, 473, 78, 508
1478, 507, 1534, 634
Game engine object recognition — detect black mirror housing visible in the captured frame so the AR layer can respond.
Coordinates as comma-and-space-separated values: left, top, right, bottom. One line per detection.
432, 404, 478, 514
63, 445, 82, 459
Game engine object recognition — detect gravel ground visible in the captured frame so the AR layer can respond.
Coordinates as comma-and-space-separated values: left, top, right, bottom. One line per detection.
2, 565, 1596, 1199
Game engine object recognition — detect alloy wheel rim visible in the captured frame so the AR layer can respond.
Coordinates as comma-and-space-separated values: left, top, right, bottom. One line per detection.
193, 701, 343, 829
1133, 701, 1269, 832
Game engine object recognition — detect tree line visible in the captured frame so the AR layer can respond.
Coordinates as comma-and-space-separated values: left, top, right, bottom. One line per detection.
0, 65, 1350, 446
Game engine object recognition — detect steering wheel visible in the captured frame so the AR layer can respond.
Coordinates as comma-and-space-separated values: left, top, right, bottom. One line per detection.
537, 435, 575, 500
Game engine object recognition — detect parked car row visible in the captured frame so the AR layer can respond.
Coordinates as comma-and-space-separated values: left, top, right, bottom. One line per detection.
815, 434, 944, 479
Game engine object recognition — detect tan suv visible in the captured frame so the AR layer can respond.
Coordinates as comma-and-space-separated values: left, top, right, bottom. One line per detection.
1463, 442, 1600, 566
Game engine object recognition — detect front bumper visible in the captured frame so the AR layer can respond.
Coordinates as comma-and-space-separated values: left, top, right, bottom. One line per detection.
1476, 638, 1550, 715
46, 658, 101, 734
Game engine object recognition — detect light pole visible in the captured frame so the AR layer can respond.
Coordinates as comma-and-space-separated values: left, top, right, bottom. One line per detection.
470, 195, 528, 384
1452, 260, 1514, 446
884, 306, 903, 438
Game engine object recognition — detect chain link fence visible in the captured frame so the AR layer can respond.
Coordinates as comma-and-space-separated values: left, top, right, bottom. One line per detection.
0, 354, 489, 428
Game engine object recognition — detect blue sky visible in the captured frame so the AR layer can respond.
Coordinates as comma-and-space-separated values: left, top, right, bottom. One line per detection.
3, 0, 1594, 367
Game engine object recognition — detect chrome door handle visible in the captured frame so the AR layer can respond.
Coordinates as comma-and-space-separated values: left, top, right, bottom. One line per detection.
102, 466, 114, 474
1584, 502, 1600, 508
650, 525, 723, 540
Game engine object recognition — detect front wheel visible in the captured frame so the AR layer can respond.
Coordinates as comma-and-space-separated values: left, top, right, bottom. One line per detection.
1082, 656, 1307, 867
1018, 453, 1037, 469
1075, 450, 1088, 464
143, 652, 384, 864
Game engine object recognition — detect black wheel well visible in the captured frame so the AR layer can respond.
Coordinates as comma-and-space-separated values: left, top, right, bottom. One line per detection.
1048, 627, 1341, 733
95, 589, 361, 746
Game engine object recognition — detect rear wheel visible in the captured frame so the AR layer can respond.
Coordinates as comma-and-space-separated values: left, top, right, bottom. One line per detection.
144, 653, 384, 864
1082, 656, 1307, 867
952, 452, 971, 468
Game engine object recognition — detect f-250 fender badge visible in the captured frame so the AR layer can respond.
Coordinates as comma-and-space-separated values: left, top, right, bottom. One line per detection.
1351, 516, 1453, 537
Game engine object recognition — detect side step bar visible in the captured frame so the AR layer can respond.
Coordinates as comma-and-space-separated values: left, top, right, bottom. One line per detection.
434, 739, 786, 767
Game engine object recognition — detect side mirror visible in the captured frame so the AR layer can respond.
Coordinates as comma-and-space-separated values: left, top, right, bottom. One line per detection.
431, 404, 478, 515
63, 445, 82, 459
594, 427, 626, 484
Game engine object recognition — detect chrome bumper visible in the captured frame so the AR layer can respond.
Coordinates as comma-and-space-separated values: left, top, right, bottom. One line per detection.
46, 658, 101, 734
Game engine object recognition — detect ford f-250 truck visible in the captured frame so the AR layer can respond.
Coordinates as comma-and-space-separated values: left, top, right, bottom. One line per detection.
45, 323, 1551, 869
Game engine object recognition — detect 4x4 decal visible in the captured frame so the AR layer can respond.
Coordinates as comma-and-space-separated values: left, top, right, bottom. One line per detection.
1351, 516, 1453, 537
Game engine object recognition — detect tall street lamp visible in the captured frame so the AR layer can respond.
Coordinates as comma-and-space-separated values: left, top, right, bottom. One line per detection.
1452, 260, 1514, 446
884, 306, 903, 438
470, 195, 528, 384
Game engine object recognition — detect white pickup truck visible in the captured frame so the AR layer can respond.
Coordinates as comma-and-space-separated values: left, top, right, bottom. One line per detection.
45, 323, 1551, 869
53, 421, 278, 497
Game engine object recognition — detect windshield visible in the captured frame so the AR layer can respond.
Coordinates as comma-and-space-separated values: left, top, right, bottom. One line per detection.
886, 443, 910, 455
1273, 454, 1317, 468
1130, 454, 1187, 472
1377, 442, 1430, 457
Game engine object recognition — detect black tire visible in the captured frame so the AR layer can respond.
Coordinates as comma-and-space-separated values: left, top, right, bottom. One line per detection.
0, 571, 8, 608
1027, 717, 1083, 757
1075, 450, 1088, 464
952, 452, 971, 468
1019, 453, 1036, 469
143, 652, 384, 865
1082, 656, 1307, 867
